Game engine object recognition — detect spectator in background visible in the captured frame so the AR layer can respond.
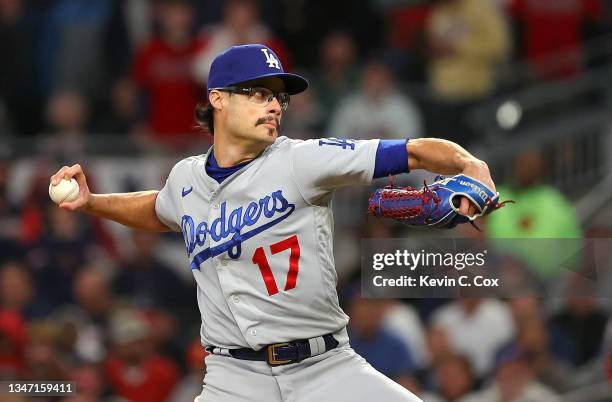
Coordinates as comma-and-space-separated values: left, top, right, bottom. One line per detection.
169, 338, 208, 402
22, 320, 67, 381
279, 83, 324, 139
382, 300, 429, 371
328, 59, 423, 140
549, 284, 609, 369
113, 230, 195, 364
426, 325, 454, 369
432, 354, 477, 402
460, 343, 561, 402
508, 296, 568, 392
0, 261, 48, 319
48, 266, 116, 364
121, 0, 154, 49
131, 0, 204, 145
419, 325, 458, 401
347, 296, 416, 382
27, 205, 92, 309
72, 266, 114, 330
310, 31, 361, 126
425, 0, 510, 145
431, 298, 515, 378
65, 361, 108, 402
0, 159, 22, 262
426, 0, 510, 99
486, 149, 582, 234
0, 309, 26, 379
105, 309, 179, 402
493, 255, 545, 299
38, 0, 118, 101
372, 0, 431, 82
0, 158, 21, 243
507, 0, 603, 79
92, 78, 140, 136
486, 148, 583, 278
0, 262, 31, 312
508, 295, 543, 328
39, 89, 89, 159
193, 0, 292, 84
265, 0, 385, 68
113, 230, 194, 320
514, 315, 575, 393
0, 0, 44, 135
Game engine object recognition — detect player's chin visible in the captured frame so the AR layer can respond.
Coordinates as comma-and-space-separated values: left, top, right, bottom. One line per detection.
259, 126, 279, 141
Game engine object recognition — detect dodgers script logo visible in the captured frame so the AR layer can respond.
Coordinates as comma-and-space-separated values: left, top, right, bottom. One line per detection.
261, 48, 281, 69
181, 190, 295, 270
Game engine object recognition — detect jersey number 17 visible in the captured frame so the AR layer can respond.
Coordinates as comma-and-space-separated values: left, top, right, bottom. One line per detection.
251, 235, 300, 296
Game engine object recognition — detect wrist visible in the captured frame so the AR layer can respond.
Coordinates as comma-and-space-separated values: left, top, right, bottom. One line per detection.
81, 193, 97, 213
460, 158, 487, 176
460, 159, 496, 191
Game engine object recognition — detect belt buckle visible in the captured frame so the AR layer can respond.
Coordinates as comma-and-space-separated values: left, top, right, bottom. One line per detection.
267, 342, 293, 366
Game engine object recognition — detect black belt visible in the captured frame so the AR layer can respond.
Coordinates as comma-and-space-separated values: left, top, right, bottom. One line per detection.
206, 334, 339, 366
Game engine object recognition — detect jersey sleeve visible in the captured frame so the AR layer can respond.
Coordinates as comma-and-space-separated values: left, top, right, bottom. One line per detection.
373, 139, 409, 178
290, 138, 379, 203
155, 162, 184, 232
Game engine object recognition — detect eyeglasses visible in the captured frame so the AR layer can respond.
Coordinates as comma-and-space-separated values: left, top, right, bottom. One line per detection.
212, 86, 291, 111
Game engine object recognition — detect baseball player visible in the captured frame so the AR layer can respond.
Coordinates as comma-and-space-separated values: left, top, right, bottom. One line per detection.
50, 44, 496, 402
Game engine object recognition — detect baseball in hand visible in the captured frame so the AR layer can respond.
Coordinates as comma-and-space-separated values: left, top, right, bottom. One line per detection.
49, 178, 80, 204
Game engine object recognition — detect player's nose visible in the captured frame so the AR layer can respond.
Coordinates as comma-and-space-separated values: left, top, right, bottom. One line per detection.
266, 97, 282, 115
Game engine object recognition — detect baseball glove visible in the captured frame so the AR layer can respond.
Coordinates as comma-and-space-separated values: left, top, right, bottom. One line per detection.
367, 174, 511, 229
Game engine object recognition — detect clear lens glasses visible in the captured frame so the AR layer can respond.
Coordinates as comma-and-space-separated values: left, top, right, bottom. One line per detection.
214, 87, 290, 110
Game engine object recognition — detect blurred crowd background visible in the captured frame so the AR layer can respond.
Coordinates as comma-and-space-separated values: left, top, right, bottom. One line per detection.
1, 0, 612, 401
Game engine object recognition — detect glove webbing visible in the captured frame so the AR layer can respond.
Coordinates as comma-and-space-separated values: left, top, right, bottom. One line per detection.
368, 181, 441, 223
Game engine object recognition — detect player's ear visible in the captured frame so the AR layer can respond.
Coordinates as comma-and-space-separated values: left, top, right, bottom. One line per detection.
209, 90, 223, 111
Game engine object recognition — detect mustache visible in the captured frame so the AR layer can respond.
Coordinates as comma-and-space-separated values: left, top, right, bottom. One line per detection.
256, 116, 280, 128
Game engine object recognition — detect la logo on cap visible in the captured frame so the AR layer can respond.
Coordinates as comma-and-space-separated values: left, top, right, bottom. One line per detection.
261, 48, 280, 69
207, 44, 308, 95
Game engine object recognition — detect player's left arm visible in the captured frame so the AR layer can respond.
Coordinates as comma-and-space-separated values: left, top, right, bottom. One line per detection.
407, 138, 495, 217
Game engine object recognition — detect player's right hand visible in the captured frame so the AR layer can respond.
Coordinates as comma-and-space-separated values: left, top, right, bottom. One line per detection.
50, 164, 92, 211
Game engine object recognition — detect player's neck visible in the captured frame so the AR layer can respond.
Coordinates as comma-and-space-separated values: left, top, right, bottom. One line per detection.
212, 137, 268, 167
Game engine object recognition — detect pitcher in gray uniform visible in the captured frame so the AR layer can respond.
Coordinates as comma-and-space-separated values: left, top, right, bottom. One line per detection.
50, 44, 496, 402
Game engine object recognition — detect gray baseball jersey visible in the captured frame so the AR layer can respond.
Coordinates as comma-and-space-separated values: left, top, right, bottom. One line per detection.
156, 136, 379, 350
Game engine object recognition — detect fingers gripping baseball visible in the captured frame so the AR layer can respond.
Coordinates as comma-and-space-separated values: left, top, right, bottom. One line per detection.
49, 164, 91, 210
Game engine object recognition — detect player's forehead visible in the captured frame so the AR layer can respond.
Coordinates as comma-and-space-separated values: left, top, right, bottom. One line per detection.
235, 77, 285, 92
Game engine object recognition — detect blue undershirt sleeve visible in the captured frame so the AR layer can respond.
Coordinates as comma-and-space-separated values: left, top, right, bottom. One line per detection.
373, 139, 409, 178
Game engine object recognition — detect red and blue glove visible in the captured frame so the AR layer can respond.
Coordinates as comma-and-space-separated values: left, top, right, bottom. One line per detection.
368, 174, 510, 229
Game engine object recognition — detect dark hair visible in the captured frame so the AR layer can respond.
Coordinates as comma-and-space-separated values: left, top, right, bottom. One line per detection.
194, 103, 214, 135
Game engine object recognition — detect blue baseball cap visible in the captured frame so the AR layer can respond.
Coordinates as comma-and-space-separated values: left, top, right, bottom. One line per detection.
207, 44, 309, 95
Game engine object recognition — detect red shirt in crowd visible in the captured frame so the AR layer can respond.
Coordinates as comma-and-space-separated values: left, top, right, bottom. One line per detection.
509, 0, 602, 78
0, 309, 26, 377
132, 38, 205, 140
385, 4, 431, 49
105, 354, 180, 402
